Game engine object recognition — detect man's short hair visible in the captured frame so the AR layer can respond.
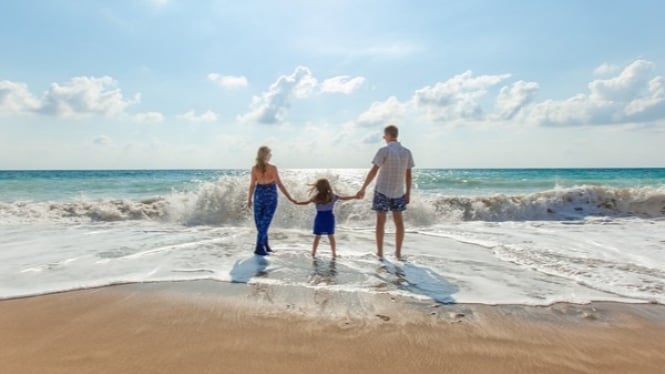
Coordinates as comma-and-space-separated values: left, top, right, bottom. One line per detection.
384, 125, 399, 138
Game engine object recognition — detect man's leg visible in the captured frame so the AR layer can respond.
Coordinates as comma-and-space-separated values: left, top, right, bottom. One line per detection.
375, 212, 386, 258
392, 211, 405, 259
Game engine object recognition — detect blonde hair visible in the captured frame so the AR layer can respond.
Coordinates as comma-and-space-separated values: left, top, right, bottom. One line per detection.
309, 178, 333, 204
255, 146, 271, 174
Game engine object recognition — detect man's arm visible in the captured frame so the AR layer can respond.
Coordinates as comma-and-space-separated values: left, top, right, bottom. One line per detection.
405, 168, 412, 204
357, 164, 380, 199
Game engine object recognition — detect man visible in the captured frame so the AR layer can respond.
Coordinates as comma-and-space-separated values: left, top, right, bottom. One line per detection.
357, 125, 414, 259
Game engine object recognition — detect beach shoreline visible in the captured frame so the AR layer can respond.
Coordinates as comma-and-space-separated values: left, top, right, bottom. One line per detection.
2, 281, 664, 374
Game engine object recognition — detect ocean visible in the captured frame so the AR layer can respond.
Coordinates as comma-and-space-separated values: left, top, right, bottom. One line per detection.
1, 168, 664, 306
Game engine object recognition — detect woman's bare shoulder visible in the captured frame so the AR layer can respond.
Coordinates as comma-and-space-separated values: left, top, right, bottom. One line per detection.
267, 164, 278, 172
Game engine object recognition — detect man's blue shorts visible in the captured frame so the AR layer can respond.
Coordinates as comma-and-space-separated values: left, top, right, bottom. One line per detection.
372, 191, 407, 212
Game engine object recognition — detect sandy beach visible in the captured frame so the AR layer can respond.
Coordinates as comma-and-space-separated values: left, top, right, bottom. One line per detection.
1, 281, 664, 374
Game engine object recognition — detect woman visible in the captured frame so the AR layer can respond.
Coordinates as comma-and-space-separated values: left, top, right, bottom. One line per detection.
248, 146, 294, 256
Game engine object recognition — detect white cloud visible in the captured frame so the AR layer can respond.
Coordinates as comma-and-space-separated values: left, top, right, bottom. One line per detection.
178, 110, 218, 123
208, 73, 248, 89
588, 59, 654, 102
413, 70, 511, 121
594, 62, 619, 75
321, 75, 366, 94
528, 59, 665, 126
494, 80, 540, 120
0, 80, 40, 113
134, 111, 164, 123
356, 96, 407, 127
238, 66, 367, 124
2, 76, 140, 118
40, 76, 140, 118
238, 66, 316, 124
624, 76, 665, 117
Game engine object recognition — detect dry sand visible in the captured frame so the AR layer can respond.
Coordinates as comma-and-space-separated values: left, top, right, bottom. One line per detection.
1, 282, 664, 374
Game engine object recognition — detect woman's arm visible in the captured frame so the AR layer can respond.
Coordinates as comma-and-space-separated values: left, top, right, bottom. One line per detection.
248, 167, 257, 208
274, 166, 295, 202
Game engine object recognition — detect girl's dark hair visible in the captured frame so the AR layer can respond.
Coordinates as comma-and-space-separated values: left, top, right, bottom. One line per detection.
309, 178, 333, 204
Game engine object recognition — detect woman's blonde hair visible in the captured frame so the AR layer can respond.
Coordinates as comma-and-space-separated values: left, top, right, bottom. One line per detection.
309, 178, 333, 204
255, 146, 271, 173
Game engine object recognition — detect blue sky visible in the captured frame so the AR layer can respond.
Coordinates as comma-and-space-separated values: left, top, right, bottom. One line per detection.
1, 0, 665, 169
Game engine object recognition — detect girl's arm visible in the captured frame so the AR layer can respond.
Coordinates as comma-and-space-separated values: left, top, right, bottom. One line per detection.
294, 198, 312, 205
274, 166, 295, 203
337, 194, 359, 201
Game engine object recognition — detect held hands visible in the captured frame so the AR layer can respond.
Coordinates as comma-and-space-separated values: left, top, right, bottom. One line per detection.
356, 188, 366, 199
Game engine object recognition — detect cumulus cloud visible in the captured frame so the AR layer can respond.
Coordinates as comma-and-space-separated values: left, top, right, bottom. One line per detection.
414, 70, 511, 121
1, 76, 140, 118
625, 76, 665, 117
494, 80, 540, 120
40, 76, 140, 118
134, 111, 164, 123
208, 73, 248, 89
528, 59, 665, 126
0, 80, 40, 113
238, 66, 365, 124
178, 110, 218, 123
594, 62, 619, 75
321, 75, 366, 94
356, 96, 407, 127
238, 66, 316, 124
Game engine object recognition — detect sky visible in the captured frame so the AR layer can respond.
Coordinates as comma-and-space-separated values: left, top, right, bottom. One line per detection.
1, 0, 665, 170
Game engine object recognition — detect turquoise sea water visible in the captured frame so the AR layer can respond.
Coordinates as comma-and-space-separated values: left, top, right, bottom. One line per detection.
2, 168, 664, 202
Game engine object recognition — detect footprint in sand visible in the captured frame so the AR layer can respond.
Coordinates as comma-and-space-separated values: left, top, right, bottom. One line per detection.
375, 314, 391, 321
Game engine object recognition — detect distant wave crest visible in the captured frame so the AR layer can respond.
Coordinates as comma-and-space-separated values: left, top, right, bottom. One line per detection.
426, 185, 665, 221
1, 179, 664, 224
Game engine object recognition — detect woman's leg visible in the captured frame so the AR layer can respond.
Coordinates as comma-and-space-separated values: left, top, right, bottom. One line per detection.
254, 185, 278, 255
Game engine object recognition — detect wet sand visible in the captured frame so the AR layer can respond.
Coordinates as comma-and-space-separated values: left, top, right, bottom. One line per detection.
1, 281, 664, 374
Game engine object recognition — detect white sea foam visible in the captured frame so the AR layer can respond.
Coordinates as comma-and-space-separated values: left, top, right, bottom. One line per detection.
1, 169, 664, 307
1, 216, 663, 305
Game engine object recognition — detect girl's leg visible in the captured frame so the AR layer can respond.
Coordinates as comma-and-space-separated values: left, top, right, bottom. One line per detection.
312, 235, 321, 257
328, 235, 336, 257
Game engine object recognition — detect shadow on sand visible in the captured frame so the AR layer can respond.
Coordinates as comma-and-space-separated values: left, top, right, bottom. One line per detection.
229, 255, 269, 283
375, 259, 459, 304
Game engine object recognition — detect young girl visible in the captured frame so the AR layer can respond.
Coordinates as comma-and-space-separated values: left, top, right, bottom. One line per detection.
295, 178, 357, 257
